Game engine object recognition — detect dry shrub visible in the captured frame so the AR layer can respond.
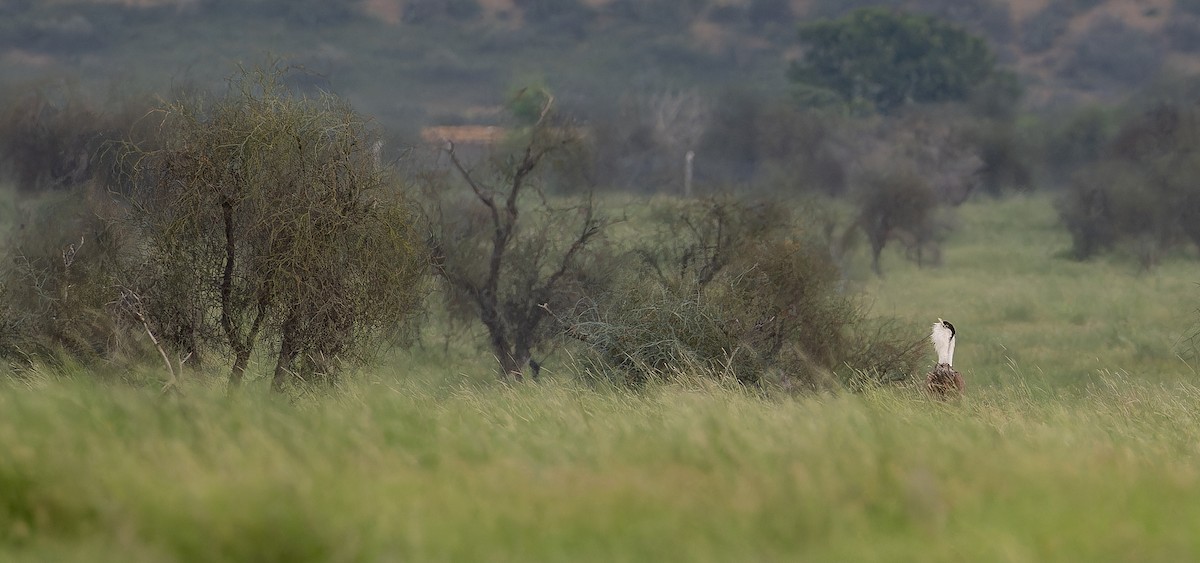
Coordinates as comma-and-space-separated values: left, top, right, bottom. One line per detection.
569, 198, 923, 390
0, 186, 136, 367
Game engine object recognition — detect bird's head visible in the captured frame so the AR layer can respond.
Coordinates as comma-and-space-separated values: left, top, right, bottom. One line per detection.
930, 318, 957, 366
939, 318, 955, 339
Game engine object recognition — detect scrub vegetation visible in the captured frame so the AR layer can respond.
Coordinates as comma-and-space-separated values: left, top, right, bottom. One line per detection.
1, 1, 1200, 560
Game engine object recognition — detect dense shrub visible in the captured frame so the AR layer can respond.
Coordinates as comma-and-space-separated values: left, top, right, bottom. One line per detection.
568, 198, 924, 389
122, 66, 428, 389
1057, 103, 1200, 268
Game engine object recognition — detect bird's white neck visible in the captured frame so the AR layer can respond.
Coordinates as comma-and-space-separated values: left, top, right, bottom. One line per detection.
931, 323, 955, 366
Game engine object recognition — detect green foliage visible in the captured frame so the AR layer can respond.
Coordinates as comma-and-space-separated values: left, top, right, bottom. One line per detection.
791, 7, 1000, 114
123, 65, 428, 389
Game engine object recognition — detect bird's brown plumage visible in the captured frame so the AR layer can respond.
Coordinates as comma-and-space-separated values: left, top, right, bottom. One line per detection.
926, 362, 964, 399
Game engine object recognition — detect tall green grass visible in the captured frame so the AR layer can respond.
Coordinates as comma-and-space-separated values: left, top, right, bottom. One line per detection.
2, 374, 1199, 561
2, 194, 1200, 561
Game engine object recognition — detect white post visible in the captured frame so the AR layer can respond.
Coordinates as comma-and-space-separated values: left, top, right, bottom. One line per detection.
684, 150, 695, 197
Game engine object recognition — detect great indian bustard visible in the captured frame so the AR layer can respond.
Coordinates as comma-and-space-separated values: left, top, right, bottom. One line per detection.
927, 318, 964, 398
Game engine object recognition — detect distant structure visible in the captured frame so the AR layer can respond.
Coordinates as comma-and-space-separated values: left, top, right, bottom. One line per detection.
419, 125, 507, 146
684, 150, 695, 197
927, 318, 964, 399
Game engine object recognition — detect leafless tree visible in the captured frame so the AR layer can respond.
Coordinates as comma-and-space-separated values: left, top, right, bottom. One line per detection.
427, 99, 610, 380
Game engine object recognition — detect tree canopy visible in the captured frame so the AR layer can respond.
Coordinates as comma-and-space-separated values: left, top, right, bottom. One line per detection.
791, 7, 999, 114
124, 66, 428, 390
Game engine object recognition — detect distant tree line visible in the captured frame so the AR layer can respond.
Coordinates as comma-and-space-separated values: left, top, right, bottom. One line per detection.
2, 5, 1200, 392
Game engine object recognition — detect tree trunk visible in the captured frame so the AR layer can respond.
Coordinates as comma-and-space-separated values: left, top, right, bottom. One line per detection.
229, 349, 251, 387
497, 352, 525, 381
272, 314, 301, 392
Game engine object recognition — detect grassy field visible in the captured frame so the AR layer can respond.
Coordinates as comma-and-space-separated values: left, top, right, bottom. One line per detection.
3, 194, 1200, 562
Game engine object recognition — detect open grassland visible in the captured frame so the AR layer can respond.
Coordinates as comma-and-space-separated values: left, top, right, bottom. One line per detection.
865, 195, 1200, 390
3, 194, 1200, 561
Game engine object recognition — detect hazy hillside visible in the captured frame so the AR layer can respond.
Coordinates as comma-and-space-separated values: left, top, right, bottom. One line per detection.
1, 0, 1196, 132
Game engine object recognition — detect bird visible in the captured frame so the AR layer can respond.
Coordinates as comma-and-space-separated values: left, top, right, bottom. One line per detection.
927, 318, 964, 399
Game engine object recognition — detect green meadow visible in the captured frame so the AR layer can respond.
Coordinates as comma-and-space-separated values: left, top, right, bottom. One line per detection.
3, 194, 1200, 562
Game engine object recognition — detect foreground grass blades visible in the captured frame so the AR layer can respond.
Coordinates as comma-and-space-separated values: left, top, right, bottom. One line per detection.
0, 376, 1198, 562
